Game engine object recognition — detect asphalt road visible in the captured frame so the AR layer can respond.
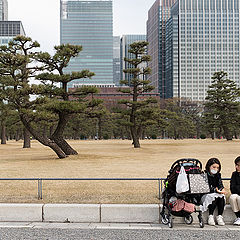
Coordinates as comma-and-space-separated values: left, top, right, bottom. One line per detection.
0, 228, 240, 240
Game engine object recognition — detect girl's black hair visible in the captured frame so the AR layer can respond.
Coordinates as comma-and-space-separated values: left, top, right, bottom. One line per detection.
235, 156, 240, 165
205, 158, 221, 173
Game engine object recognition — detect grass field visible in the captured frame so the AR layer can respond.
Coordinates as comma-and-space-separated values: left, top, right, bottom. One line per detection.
0, 139, 238, 203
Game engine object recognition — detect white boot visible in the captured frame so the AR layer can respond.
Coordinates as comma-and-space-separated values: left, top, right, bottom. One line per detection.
216, 215, 225, 226
208, 215, 215, 226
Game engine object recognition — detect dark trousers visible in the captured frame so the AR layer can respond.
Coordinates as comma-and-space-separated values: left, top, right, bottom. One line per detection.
208, 197, 225, 215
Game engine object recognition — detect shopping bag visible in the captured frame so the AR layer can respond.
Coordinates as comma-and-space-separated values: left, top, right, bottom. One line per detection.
176, 166, 189, 194
188, 173, 210, 194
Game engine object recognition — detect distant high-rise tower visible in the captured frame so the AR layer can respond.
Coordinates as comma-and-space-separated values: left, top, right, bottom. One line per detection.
113, 36, 121, 86
165, 0, 240, 101
0, 0, 8, 21
120, 35, 147, 84
147, 0, 177, 98
60, 0, 114, 88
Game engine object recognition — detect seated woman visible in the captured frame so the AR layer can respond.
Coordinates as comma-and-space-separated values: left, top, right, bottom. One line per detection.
229, 156, 240, 225
201, 158, 227, 226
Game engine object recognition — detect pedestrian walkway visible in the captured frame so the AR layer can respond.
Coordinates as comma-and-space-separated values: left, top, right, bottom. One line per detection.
0, 222, 239, 230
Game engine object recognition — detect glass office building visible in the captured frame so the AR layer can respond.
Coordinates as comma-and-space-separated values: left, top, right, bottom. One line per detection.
165, 12, 179, 98
0, 0, 8, 21
113, 36, 121, 86
120, 34, 147, 84
165, 0, 240, 101
60, 0, 114, 88
0, 21, 25, 45
147, 0, 177, 97
0, 1, 25, 46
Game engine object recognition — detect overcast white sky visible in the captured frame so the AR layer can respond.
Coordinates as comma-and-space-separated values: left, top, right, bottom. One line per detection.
8, 0, 155, 54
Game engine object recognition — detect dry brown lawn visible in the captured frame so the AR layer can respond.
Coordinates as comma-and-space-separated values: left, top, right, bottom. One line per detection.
0, 139, 239, 204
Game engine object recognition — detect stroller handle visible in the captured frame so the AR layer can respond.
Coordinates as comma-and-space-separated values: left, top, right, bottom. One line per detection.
170, 158, 202, 170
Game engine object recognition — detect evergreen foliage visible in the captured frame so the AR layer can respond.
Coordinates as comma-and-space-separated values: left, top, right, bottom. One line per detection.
0, 36, 95, 158
118, 41, 156, 148
204, 71, 240, 140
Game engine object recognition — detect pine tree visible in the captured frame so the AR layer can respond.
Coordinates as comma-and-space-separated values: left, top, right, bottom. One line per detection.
118, 41, 156, 148
35, 44, 95, 155
0, 36, 95, 158
204, 71, 240, 140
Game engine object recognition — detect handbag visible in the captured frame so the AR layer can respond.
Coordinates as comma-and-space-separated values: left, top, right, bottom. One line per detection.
172, 199, 195, 213
172, 199, 185, 212
183, 201, 195, 213
188, 172, 210, 194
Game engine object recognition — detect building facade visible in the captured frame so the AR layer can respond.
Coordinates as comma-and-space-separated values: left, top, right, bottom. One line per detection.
0, 0, 8, 21
60, 0, 114, 88
0, 0, 25, 46
120, 34, 146, 84
113, 36, 121, 86
165, 0, 240, 101
165, 4, 179, 98
148, 0, 240, 100
0, 23, 25, 46
147, 0, 177, 97
69, 86, 160, 109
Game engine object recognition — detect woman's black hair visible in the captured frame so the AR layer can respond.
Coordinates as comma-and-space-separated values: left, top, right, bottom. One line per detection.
205, 158, 221, 173
235, 156, 240, 165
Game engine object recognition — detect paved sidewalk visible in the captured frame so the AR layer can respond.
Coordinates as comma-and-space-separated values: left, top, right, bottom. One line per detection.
0, 223, 239, 240
0, 222, 239, 230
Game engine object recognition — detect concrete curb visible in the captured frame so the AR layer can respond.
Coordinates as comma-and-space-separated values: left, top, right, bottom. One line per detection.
44, 204, 100, 223
0, 204, 43, 222
101, 204, 160, 223
0, 204, 236, 224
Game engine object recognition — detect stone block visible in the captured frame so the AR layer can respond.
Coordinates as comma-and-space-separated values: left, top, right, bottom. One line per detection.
43, 204, 100, 223
101, 204, 160, 223
0, 204, 43, 222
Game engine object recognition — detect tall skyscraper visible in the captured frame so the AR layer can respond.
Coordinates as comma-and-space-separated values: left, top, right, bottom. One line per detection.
60, 0, 114, 88
147, 0, 177, 97
120, 34, 147, 84
113, 36, 121, 86
165, 0, 240, 101
147, 0, 240, 101
0, 0, 8, 21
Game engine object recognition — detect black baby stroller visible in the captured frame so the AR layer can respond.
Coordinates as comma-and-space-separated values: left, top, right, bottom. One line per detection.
160, 158, 206, 228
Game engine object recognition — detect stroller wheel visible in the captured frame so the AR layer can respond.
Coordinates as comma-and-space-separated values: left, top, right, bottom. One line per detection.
161, 215, 169, 225
184, 215, 193, 225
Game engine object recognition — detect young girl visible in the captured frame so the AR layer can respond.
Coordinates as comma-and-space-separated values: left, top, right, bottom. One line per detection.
201, 158, 227, 226
229, 156, 240, 225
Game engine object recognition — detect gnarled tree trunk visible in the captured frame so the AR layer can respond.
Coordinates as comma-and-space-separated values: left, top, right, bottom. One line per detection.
130, 100, 141, 148
130, 126, 140, 148
50, 113, 78, 155
1, 121, 6, 144
20, 114, 67, 159
23, 127, 31, 148
223, 126, 232, 141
